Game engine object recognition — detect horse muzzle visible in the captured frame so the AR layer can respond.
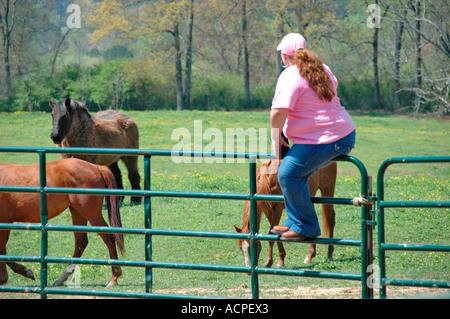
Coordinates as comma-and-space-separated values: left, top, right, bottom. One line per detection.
50, 132, 62, 144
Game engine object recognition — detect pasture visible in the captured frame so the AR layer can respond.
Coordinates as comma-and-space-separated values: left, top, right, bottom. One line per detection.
0, 110, 449, 299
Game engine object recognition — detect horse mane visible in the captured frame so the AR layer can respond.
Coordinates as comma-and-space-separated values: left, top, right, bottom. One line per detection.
58, 99, 96, 151
69, 100, 93, 119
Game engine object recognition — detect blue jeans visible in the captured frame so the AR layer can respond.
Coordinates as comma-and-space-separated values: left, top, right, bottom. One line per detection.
278, 130, 355, 237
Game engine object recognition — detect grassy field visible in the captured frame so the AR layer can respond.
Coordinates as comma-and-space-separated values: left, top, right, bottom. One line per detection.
0, 110, 449, 299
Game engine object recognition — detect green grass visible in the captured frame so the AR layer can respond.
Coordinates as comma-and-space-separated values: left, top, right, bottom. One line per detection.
0, 110, 449, 299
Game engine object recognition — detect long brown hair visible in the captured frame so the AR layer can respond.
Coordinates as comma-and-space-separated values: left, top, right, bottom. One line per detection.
294, 49, 335, 102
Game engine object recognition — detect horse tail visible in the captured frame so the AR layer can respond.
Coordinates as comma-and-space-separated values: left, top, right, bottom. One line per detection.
97, 165, 125, 256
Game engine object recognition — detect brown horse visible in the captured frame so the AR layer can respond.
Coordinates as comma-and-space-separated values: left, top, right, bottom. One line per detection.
235, 159, 337, 268
0, 158, 125, 287
49, 98, 141, 204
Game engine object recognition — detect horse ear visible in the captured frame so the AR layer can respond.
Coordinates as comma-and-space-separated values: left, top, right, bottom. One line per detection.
64, 98, 71, 108
49, 101, 56, 109
234, 225, 242, 233
64, 97, 73, 112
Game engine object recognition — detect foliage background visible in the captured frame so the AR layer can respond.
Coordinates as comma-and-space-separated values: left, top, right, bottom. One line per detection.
0, 0, 448, 115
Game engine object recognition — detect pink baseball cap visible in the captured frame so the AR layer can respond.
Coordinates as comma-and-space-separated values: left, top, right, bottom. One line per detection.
277, 33, 307, 56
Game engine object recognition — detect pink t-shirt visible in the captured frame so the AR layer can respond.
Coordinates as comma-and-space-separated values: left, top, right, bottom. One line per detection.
272, 64, 355, 144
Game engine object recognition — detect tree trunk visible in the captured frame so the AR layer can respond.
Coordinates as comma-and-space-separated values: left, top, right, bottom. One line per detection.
242, 0, 251, 107
173, 23, 184, 111
0, 0, 17, 96
414, 0, 423, 112
3, 33, 11, 96
394, 11, 406, 108
23, 80, 33, 112
183, 0, 194, 110
51, 29, 71, 78
277, 8, 285, 76
372, 0, 381, 108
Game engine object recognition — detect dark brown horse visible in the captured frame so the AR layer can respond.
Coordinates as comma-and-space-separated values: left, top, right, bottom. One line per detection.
49, 98, 141, 204
235, 159, 337, 268
0, 158, 124, 287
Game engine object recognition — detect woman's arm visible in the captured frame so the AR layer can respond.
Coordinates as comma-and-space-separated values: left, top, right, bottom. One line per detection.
270, 108, 289, 158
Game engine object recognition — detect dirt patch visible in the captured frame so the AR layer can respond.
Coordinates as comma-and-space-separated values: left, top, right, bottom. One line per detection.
1, 284, 447, 299
156, 284, 447, 299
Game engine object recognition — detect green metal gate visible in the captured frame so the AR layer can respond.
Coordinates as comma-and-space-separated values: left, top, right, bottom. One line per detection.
376, 156, 450, 298
0, 146, 373, 299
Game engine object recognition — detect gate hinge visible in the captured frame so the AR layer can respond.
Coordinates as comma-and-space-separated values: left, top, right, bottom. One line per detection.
366, 210, 378, 226
366, 220, 377, 226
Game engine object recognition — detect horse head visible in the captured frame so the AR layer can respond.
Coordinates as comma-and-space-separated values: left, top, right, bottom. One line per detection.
49, 98, 74, 144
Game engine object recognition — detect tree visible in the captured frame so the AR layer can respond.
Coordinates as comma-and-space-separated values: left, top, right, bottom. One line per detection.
401, 0, 450, 57
410, 0, 423, 112
50, 28, 71, 78
387, 0, 449, 114
0, 0, 64, 110
241, 0, 251, 106
183, 0, 194, 110
366, 0, 390, 108
0, 0, 18, 96
86, 0, 195, 110
393, 8, 407, 107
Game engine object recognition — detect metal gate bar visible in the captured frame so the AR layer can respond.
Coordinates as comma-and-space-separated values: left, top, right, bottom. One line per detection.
0, 146, 372, 299
376, 156, 450, 299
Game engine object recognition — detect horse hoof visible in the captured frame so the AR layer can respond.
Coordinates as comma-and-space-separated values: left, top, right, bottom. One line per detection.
52, 279, 65, 287
106, 281, 118, 288
328, 257, 334, 262
303, 257, 313, 264
0, 275, 8, 286
130, 197, 142, 205
25, 269, 35, 280
275, 264, 285, 269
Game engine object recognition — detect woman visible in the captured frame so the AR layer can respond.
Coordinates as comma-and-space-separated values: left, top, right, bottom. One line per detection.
270, 33, 355, 241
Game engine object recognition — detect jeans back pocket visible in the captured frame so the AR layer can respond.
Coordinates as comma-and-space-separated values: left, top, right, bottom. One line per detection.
335, 143, 353, 155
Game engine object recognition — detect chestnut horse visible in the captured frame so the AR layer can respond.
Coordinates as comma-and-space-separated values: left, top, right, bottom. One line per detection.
0, 158, 124, 287
235, 159, 337, 268
49, 98, 141, 204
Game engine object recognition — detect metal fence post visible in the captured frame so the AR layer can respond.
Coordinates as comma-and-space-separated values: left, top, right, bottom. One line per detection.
144, 155, 152, 293
376, 156, 450, 299
335, 155, 373, 299
0, 147, 380, 299
38, 151, 48, 299
249, 156, 259, 299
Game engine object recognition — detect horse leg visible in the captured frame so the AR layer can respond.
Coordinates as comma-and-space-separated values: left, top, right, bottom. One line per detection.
0, 261, 7, 286
304, 175, 320, 264
320, 162, 337, 262
82, 209, 122, 287
53, 209, 89, 287
101, 229, 122, 288
0, 230, 9, 285
7, 262, 35, 280
321, 204, 336, 261
260, 208, 275, 268
0, 228, 34, 282
265, 240, 274, 268
121, 156, 141, 205
271, 205, 286, 268
109, 161, 124, 203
